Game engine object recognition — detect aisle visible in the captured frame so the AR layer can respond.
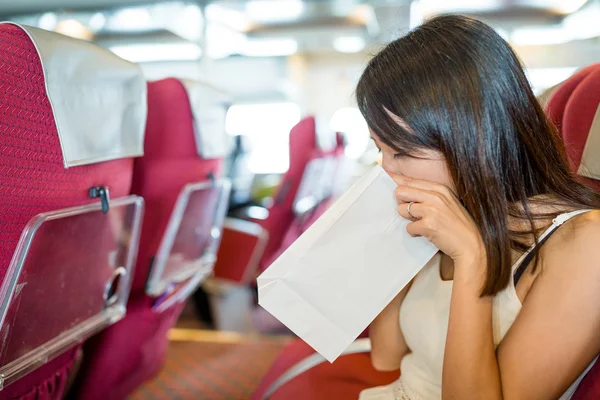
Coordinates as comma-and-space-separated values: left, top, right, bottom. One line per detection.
129, 329, 290, 400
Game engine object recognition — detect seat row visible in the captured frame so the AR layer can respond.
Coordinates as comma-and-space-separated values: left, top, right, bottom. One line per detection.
0, 21, 349, 400
0, 21, 240, 400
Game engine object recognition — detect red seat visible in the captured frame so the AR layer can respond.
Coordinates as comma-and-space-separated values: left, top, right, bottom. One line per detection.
545, 63, 600, 144
262, 134, 347, 270
252, 340, 398, 400
258, 116, 324, 270
213, 117, 339, 285
213, 116, 317, 284
76, 77, 230, 400
0, 23, 143, 399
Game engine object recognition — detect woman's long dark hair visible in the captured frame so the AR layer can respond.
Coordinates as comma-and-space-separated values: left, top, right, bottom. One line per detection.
356, 14, 600, 296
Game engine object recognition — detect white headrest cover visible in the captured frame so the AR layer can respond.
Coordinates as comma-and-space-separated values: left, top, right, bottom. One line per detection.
4, 23, 147, 168
181, 79, 230, 159
314, 115, 337, 152
578, 103, 600, 180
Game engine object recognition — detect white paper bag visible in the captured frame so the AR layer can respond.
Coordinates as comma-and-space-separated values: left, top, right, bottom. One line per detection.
257, 165, 438, 362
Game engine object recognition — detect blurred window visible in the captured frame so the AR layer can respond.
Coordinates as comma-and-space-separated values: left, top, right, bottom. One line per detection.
226, 103, 301, 174
330, 107, 370, 159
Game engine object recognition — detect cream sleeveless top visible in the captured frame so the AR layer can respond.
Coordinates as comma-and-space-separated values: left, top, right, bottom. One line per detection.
360, 210, 597, 400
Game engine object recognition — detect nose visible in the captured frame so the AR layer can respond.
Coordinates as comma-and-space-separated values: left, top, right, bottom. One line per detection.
381, 154, 398, 175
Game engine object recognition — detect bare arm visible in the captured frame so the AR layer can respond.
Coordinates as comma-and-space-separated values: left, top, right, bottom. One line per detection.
443, 212, 600, 399
369, 282, 412, 371
389, 174, 600, 399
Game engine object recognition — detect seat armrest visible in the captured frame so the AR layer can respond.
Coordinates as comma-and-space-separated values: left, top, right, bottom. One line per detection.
263, 339, 372, 399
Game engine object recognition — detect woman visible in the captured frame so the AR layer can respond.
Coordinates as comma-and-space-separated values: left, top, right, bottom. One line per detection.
356, 15, 600, 400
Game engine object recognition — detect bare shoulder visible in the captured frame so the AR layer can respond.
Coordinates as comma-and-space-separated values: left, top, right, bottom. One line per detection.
543, 209, 600, 277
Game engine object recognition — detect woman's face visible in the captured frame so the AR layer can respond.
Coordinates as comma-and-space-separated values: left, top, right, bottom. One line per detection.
371, 131, 455, 191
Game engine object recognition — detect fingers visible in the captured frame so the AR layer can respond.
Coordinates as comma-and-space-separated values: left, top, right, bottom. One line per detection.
394, 185, 437, 204
398, 202, 427, 220
390, 173, 454, 199
406, 219, 429, 239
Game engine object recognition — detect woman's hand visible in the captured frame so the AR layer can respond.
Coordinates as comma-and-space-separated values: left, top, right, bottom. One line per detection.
391, 174, 485, 267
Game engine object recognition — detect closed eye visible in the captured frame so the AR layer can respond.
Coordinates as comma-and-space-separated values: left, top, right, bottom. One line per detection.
371, 137, 411, 159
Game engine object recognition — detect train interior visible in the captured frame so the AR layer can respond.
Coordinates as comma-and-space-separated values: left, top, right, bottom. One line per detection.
0, 0, 599, 399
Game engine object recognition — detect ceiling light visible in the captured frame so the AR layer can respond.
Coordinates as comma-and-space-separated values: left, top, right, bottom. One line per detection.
543, 0, 588, 14
333, 36, 365, 53
38, 13, 58, 30
245, 0, 304, 23
511, 26, 570, 45
205, 22, 247, 59
109, 7, 152, 32
109, 43, 202, 63
167, 4, 204, 41
348, 4, 378, 33
205, 4, 250, 32
243, 38, 298, 57
54, 19, 94, 41
89, 13, 106, 32
419, 0, 501, 14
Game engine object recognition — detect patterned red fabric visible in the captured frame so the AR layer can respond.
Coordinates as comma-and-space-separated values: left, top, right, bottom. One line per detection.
251, 340, 398, 400
561, 67, 600, 192
0, 24, 133, 400
76, 296, 183, 400
130, 78, 222, 295
76, 78, 223, 399
546, 63, 599, 144
2, 351, 77, 400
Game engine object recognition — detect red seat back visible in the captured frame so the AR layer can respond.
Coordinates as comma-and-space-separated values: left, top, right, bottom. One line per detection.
130, 78, 224, 294
560, 66, 600, 399
0, 23, 139, 399
560, 67, 600, 192
258, 116, 319, 269
546, 63, 599, 161
76, 77, 230, 400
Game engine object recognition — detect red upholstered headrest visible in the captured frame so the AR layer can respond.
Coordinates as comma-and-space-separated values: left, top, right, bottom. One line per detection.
129, 78, 225, 294
562, 67, 600, 190
0, 24, 135, 281
142, 78, 204, 160
546, 63, 600, 136
258, 116, 319, 269
0, 22, 146, 168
